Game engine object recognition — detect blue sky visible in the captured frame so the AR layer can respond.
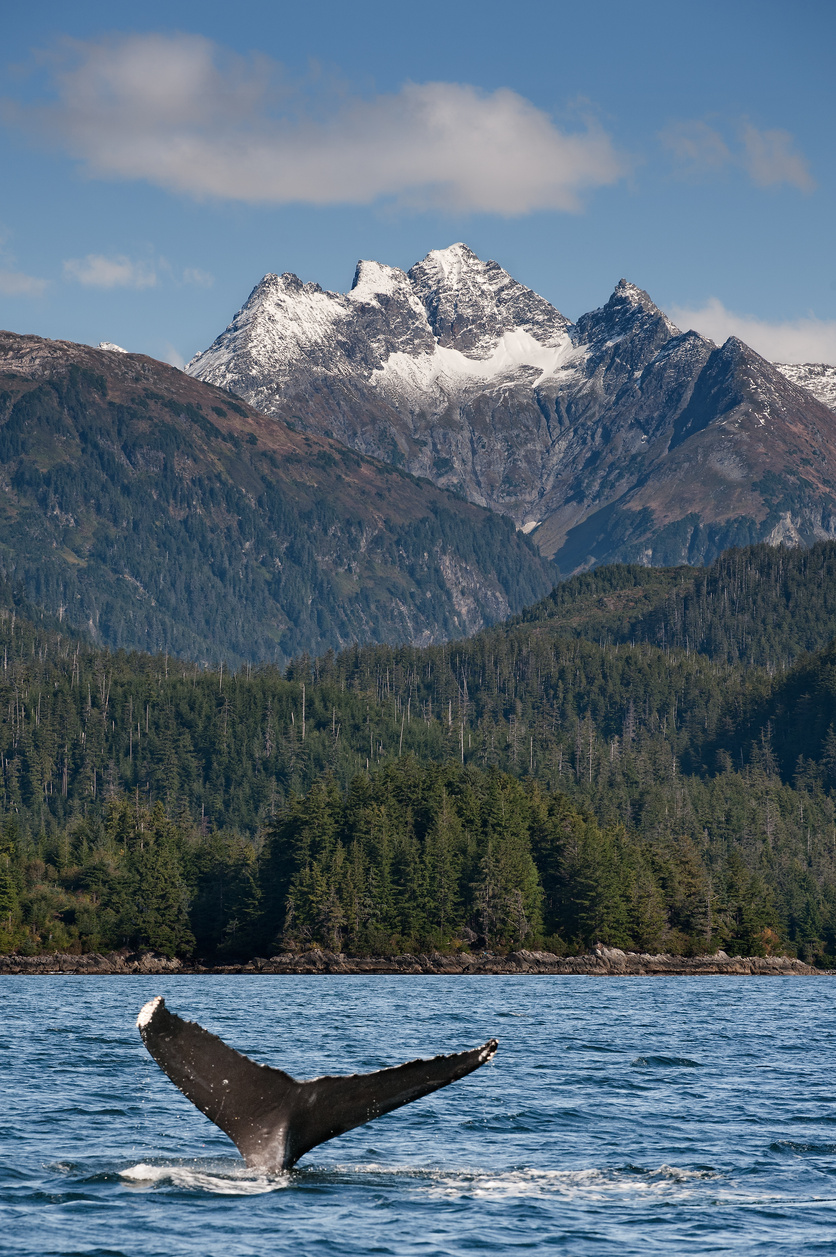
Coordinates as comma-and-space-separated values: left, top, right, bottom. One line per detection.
2, 0, 834, 366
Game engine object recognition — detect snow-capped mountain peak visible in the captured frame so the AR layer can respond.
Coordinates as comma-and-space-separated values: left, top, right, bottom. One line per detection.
189, 243, 574, 399
187, 244, 836, 576
407, 244, 570, 357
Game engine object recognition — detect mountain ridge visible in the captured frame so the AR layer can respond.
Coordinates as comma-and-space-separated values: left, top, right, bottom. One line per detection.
0, 329, 555, 664
188, 245, 836, 572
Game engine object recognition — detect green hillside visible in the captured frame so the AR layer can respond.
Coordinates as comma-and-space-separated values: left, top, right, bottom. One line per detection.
0, 334, 554, 665
2, 536, 836, 963
520, 542, 836, 668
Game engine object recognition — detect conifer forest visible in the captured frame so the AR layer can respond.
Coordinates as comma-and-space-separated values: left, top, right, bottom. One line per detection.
1, 542, 836, 964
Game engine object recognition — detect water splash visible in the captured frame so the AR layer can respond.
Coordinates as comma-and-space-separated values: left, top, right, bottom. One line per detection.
119, 1160, 288, 1196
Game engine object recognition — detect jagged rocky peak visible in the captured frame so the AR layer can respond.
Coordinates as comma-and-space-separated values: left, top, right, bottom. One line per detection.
349, 259, 412, 305
408, 243, 570, 357
577, 278, 680, 343
614, 277, 666, 311
347, 259, 436, 355
570, 278, 682, 392
712, 335, 783, 384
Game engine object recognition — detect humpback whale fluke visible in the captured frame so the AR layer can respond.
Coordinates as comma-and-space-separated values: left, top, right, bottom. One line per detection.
137, 996, 498, 1172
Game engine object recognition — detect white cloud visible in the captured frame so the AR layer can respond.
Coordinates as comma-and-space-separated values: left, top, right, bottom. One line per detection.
11, 33, 626, 215
661, 119, 814, 193
182, 267, 214, 288
63, 253, 158, 289
0, 270, 48, 297
669, 297, 836, 365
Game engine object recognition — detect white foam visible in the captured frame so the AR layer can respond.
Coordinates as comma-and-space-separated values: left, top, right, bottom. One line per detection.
432, 1163, 717, 1201
120, 1161, 287, 1196
310, 1161, 717, 1202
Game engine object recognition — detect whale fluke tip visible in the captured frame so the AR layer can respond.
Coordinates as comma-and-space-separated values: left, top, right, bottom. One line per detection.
136, 996, 164, 1030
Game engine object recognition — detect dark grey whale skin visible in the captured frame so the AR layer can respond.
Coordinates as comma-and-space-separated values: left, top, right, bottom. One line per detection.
136, 996, 498, 1172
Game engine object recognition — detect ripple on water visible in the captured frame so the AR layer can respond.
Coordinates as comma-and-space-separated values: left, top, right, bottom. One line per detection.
3, 974, 836, 1257
630, 1055, 701, 1068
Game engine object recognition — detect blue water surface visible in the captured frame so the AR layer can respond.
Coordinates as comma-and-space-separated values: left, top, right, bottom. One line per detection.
2, 975, 836, 1255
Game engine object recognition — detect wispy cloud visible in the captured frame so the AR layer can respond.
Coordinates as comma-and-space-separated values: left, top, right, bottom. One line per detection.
7, 32, 627, 215
182, 267, 214, 288
63, 253, 158, 289
660, 120, 732, 176
0, 270, 48, 297
669, 297, 836, 365
163, 343, 186, 369
661, 119, 814, 193
740, 123, 815, 192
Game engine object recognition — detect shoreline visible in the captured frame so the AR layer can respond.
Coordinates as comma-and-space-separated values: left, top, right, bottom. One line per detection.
0, 945, 826, 976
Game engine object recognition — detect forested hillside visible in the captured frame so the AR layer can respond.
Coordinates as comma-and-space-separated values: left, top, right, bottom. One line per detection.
0, 333, 553, 665
521, 542, 836, 668
1, 538, 836, 963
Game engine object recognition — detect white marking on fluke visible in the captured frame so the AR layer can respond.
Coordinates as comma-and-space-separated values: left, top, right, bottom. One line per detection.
136, 996, 162, 1030
136, 996, 498, 1172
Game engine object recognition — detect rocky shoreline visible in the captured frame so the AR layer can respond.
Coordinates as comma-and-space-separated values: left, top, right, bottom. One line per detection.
0, 945, 826, 976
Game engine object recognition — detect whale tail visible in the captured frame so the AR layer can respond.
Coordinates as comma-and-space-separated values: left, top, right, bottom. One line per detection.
137, 996, 498, 1172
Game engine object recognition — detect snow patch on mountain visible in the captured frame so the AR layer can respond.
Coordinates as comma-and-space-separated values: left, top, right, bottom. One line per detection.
373, 326, 581, 400
774, 362, 836, 412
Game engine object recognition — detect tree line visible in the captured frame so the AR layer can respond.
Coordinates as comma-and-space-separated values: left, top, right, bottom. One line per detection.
1, 541, 836, 962
0, 759, 804, 963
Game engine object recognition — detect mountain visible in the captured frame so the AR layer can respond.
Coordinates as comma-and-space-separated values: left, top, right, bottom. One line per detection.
189, 245, 836, 573
0, 331, 555, 664
775, 362, 836, 412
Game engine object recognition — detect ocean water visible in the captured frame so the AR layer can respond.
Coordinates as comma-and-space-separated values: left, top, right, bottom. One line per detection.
2, 975, 836, 1256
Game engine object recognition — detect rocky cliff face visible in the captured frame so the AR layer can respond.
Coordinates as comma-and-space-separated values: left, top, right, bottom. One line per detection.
189, 245, 836, 572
